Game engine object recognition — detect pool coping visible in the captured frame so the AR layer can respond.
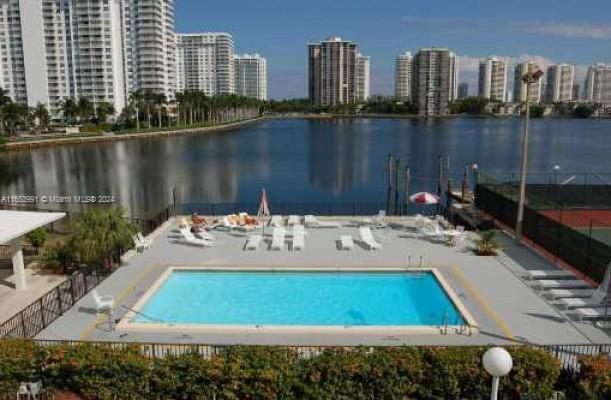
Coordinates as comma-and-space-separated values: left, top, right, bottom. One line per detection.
115, 266, 479, 336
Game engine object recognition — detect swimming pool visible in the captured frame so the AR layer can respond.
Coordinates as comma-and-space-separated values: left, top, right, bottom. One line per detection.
123, 269, 472, 330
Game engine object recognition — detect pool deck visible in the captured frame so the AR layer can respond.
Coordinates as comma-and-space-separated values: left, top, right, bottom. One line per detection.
37, 217, 611, 346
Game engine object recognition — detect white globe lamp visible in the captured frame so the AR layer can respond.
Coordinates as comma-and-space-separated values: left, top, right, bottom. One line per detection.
483, 347, 513, 400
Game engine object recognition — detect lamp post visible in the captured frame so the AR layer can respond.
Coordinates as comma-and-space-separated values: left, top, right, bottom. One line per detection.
483, 347, 513, 400
515, 68, 544, 242
553, 164, 560, 185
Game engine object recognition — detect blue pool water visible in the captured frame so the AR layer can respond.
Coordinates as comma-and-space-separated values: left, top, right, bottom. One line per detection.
132, 271, 465, 326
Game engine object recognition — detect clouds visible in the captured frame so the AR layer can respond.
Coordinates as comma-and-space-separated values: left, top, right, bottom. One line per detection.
520, 22, 611, 39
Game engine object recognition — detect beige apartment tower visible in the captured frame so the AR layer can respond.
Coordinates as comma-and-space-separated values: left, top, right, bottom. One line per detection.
478, 57, 507, 102
513, 62, 543, 103
585, 64, 611, 104
308, 37, 360, 106
545, 64, 574, 103
394, 51, 412, 101
412, 48, 458, 116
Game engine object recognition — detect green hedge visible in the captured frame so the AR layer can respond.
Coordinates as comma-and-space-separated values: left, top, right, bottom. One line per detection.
1, 340, 594, 399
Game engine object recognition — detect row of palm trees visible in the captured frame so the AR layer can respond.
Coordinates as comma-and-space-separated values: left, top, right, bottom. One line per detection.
119, 90, 264, 130
0, 86, 265, 135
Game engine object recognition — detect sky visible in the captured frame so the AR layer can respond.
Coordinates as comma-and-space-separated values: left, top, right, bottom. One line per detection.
176, 0, 611, 99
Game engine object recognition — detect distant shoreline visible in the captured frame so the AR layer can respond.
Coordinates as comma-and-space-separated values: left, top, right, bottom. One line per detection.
1, 117, 265, 151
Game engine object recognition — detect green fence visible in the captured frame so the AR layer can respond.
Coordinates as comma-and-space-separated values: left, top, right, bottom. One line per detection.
475, 174, 611, 284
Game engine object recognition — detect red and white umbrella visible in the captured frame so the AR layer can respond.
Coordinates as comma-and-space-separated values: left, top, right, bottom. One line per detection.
409, 192, 440, 205
257, 188, 270, 217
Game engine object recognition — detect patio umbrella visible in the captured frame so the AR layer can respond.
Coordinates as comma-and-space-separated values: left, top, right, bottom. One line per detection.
409, 192, 440, 205
258, 188, 270, 217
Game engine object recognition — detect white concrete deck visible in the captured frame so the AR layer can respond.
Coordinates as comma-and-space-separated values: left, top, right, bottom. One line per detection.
37, 217, 611, 345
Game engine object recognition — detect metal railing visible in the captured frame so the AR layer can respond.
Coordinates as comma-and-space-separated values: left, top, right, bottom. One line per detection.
22, 339, 611, 372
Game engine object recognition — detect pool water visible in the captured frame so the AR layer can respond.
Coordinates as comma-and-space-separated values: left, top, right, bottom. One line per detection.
132, 271, 465, 326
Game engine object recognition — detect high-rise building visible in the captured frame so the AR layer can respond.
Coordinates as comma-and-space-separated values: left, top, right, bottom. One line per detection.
478, 57, 507, 102
233, 53, 267, 100
308, 37, 358, 106
458, 83, 469, 99
585, 64, 611, 104
412, 48, 458, 116
572, 83, 581, 101
545, 64, 574, 103
394, 52, 412, 101
355, 53, 370, 102
0, 0, 177, 116
513, 61, 543, 103
177, 33, 235, 95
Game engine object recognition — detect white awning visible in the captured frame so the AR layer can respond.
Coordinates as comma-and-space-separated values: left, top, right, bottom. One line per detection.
0, 210, 66, 244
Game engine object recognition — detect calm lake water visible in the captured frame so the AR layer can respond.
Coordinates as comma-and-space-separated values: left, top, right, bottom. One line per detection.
1, 118, 610, 217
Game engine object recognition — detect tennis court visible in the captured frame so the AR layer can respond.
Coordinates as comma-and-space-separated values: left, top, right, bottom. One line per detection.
538, 209, 611, 246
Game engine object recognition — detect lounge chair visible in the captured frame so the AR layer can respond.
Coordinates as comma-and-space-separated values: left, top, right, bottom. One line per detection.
194, 229, 215, 242
572, 306, 611, 321
245, 234, 262, 251
91, 289, 114, 314
525, 269, 575, 281
292, 225, 304, 251
271, 227, 285, 250
304, 215, 341, 228
544, 288, 595, 299
340, 235, 355, 251
269, 215, 283, 227
359, 226, 381, 250
533, 279, 590, 290
558, 264, 611, 309
180, 228, 213, 247
288, 215, 300, 226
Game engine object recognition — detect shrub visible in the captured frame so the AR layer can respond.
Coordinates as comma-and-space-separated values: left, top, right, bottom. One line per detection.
25, 227, 48, 248
474, 229, 502, 256
569, 354, 611, 399
44, 343, 151, 400
0, 341, 567, 399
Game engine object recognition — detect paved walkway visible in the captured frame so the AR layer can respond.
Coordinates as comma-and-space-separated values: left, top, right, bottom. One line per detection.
0, 268, 66, 324
37, 217, 610, 345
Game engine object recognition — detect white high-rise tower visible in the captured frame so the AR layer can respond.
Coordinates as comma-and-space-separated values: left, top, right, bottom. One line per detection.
478, 57, 508, 102
234, 53, 267, 100
394, 52, 412, 101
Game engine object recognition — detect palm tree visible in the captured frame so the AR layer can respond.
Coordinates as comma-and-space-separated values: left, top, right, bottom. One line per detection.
142, 89, 156, 128
60, 98, 78, 125
2, 102, 29, 135
96, 101, 115, 124
32, 103, 50, 134
129, 90, 143, 130
69, 208, 137, 267
0, 87, 12, 133
77, 97, 94, 123
154, 93, 166, 127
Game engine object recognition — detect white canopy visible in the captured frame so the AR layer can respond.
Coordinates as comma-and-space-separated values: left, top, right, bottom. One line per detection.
0, 210, 65, 291
0, 210, 65, 244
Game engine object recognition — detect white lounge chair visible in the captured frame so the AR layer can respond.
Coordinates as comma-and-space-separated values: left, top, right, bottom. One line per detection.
269, 215, 283, 227
558, 264, 611, 309
340, 235, 355, 251
572, 306, 611, 321
372, 210, 387, 227
245, 234, 262, 251
194, 229, 215, 242
180, 228, 213, 247
271, 227, 285, 250
544, 288, 595, 299
287, 215, 300, 226
534, 279, 590, 290
525, 270, 575, 281
91, 289, 114, 314
304, 215, 341, 228
359, 226, 381, 250
292, 225, 304, 251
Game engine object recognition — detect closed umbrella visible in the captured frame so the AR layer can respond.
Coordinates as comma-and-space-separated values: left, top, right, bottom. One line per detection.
257, 188, 270, 233
409, 192, 440, 205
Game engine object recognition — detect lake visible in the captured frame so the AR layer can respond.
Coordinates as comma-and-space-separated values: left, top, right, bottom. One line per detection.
1, 117, 610, 217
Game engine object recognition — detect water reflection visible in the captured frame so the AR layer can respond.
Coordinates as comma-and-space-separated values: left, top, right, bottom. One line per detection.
0, 118, 609, 216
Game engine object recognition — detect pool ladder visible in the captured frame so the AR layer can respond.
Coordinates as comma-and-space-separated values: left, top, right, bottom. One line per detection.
441, 313, 471, 336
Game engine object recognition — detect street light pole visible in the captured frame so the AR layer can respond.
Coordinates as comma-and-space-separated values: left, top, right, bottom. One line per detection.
515, 69, 543, 242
